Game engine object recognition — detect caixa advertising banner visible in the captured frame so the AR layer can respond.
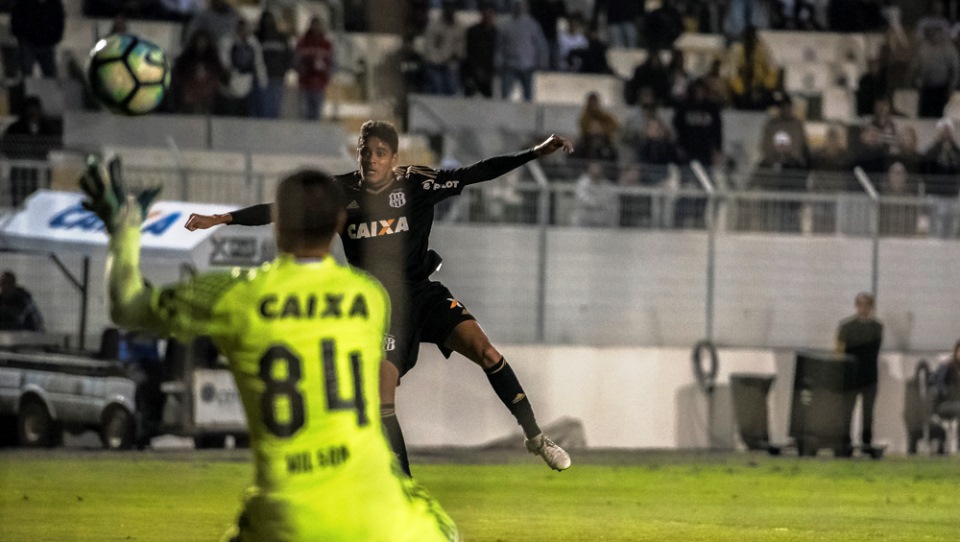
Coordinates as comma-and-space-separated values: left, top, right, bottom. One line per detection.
0, 190, 274, 270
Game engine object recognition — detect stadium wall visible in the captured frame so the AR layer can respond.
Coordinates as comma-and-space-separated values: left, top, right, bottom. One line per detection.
398, 345, 932, 455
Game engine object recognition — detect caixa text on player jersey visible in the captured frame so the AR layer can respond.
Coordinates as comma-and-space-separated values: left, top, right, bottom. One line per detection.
346, 217, 410, 239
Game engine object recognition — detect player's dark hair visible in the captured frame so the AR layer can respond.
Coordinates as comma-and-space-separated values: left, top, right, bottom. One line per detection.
358, 120, 399, 154
274, 170, 345, 252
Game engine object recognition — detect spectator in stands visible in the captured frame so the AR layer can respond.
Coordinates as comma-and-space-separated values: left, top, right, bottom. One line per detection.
894, 124, 923, 173
879, 160, 922, 236
462, 4, 498, 97
557, 11, 589, 71
912, 24, 959, 118
529, 0, 567, 70
700, 58, 730, 107
760, 91, 808, 168
219, 19, 267, 117
835, 292, 884, 452
11, 0, 65, 78
810, 125, 855, 191
727, 25, 779, 110
854, 124, 889, 174
183, 0, 241, 47
811, 126, 851, 174
157, 0, 204, 22
879, 9, 913, 93
827, 0, 884, 32
169, 29, 227, 115
577, 92, 619, 143
575, 117, 619, 169
496, 0, 549, 101
636, 117, 679, 177
422, 2, 466, 96
856, 59, 887, 118
673, 79, 722, 168
666, 50, 690, 106
723, 0, 771, 40
571, 161, 619, 228
255, 10, 294, 119
343, 0, 370, 32
0, 271, 44, 331
917, 0, 952, 42
567, 24, 613, 74
624, 51, 670, 107
592, 0, 641, 49
868, 98, 899, 154
921, 118, 960, 238
643, 0, 684, 52
932, 340, 960, 438
0, 95, 61, 206
296, 16, 334, 120
107, 14, 129, 36
621, 89, 660, 149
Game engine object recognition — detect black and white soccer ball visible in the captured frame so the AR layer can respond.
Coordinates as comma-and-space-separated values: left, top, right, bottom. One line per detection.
86, 33, 171, 116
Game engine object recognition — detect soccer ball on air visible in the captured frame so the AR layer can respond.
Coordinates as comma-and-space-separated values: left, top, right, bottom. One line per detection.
86, 34, 170, 115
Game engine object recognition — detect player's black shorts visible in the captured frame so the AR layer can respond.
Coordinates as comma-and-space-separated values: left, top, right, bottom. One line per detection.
384, 280, 476, 379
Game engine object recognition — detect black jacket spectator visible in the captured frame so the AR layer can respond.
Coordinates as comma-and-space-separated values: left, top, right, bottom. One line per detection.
673, 81, 722, 166
567, 27, 613, 75
12, 0, 65, 48
625, 52, 670, 107
0, 271, 44, 331
462, 7, 498, 97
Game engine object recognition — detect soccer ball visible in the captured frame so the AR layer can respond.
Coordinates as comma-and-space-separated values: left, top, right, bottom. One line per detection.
86, 34, 170, 116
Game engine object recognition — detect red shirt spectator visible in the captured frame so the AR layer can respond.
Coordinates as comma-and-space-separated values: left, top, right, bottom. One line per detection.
296, 17, 334, 93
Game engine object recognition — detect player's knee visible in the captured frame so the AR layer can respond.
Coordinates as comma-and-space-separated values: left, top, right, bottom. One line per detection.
478, 344, 501, 369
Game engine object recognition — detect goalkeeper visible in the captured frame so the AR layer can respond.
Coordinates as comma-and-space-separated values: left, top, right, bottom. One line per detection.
184, 121, 574, 475
80, 158, 458, 542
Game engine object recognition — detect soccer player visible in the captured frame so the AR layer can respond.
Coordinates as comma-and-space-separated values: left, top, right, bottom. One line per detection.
80, 158, 458, 542
184, 120, 574, 475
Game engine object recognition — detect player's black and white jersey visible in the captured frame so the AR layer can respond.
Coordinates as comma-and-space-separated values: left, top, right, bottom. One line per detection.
229, 150, 538, 287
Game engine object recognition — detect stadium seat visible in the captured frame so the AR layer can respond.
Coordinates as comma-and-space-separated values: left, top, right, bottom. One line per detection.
209, 117, 349, 156
892, 89, 919, 118
783, 62, 836, 94
607, 48, 648, 80
673, 32, 725, 75
533, 72, 624, 106
821, 88, 854, 122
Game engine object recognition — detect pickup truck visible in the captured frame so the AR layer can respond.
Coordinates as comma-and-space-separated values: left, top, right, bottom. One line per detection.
0, 332, 138, 449
0, 331, 249, 450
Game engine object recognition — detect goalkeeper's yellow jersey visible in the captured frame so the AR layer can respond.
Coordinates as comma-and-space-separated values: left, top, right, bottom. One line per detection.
148, 254, 457, 542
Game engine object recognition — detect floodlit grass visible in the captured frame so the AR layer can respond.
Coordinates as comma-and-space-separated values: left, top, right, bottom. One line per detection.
1, 450, 959, 541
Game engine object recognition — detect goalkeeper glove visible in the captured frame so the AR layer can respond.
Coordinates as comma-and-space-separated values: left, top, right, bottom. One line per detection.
79, 155, 161, 233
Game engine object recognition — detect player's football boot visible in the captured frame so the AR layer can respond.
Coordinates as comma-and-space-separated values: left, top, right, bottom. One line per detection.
525, 433, 571, 471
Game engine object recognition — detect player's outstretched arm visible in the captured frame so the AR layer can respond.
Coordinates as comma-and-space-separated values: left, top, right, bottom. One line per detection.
79, 155, 161, 330
184, 203, 273, 230
437, 134, 575, 187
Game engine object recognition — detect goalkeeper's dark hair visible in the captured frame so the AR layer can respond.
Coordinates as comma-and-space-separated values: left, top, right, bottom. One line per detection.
274, 170, 345, 252
358, 120, 399, 153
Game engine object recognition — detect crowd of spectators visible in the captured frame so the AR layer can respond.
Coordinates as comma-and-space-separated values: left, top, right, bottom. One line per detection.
0, 1, 958, 237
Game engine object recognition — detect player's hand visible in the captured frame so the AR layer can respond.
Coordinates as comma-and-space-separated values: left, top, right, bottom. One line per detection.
184, 213, 230, 231
79, 155, 160, 234
533, 134, 574, 157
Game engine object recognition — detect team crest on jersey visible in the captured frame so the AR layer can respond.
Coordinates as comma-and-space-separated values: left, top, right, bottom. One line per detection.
384, 334, 396, 352
389, 191, 406, 208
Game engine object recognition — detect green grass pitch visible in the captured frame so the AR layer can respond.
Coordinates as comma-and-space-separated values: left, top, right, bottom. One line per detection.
1, 450, 959, 541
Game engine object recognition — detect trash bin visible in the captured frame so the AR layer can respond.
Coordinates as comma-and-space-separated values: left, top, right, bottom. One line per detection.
789, 350, 858, 456
730, 373, 775, 450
